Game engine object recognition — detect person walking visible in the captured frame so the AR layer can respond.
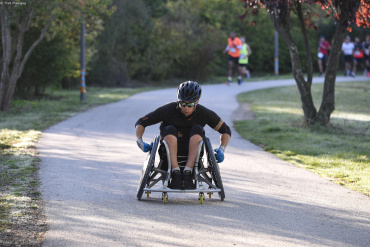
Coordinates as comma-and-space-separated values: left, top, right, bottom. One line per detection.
342, 36, 355, 77
352, 37, 365, 76
238, 37, 252, 83
317, 35, 331, 76
223, 31, 243, 85
363, 35, 370, 77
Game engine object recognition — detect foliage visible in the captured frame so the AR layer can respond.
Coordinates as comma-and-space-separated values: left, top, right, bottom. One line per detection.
15, 30, 75, 98
149, 0, 225, 80
88, 0, 153, 86
237, 0, 370, 125
90, 0, 369, 84
89, 0, 226, 85
0, 0, 113, 111
3, 0, 370, 101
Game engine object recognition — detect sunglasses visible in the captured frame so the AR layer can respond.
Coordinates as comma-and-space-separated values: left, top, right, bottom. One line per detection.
179, 101, 196, 107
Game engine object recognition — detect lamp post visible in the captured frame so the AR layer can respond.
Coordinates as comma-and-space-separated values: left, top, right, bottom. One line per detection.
274, 30, 279, 76
274, 6, 279, 77
80, 12, 86, 102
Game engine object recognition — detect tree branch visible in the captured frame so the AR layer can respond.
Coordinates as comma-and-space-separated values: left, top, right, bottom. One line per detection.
0, 7, 12, 78
294, 0, 313, 86
17, 9, 53, 79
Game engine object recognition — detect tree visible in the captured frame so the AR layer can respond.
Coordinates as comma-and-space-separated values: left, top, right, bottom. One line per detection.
16, 31, 74, 98
239, 0, 370, 125
88, 0, 153, 86
89, 0, 225, 84
0, 1, 54, 111
0, 0, 112, 111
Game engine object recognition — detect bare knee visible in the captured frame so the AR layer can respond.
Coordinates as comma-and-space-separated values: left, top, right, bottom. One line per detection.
163, 125, 177, 142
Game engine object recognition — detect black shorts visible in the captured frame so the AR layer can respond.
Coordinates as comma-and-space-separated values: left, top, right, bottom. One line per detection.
353, 57, 364, 63
319, 55, 328, 63
160, 125, 204, 156
228, 55, 239, 66
238, 63, 248, 67
344, 55, 353, 63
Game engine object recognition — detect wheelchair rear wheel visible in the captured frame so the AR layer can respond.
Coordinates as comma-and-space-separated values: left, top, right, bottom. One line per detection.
205, 137, 225, 201
137, 135, 160, 200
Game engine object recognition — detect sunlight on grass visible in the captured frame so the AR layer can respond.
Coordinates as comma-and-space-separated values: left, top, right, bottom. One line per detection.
0, 86, 147, 240
260, 106, 370, 122
235, 81, 370, 196
331, 112, 370, 122
260, 106, 304, 115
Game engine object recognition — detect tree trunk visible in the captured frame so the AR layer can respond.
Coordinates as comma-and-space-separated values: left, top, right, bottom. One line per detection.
0, 7, 12, 111
316, 4, 352, 125
0, 4, 52, 111
271, 4, 317, 124
316, 25, 347, 125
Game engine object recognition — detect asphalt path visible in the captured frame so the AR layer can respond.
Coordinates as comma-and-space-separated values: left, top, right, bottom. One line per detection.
39, 77, 370, 247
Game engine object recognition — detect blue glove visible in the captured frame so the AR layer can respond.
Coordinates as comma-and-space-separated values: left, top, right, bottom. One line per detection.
214, 145, 225, 163
136, 138, 153, 152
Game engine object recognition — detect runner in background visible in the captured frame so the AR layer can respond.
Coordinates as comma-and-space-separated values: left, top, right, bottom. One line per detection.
352, 37, 365, 77
363, 35, 370, 77
223, 31, 243, 85
238, 37, 252, 84
317, 35, 331, 77
342, 36, 355, 77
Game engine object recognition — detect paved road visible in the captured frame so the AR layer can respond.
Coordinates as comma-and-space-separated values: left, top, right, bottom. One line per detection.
39, 77, 370, 247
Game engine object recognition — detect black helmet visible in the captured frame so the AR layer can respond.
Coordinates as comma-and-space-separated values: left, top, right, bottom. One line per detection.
177, 81, 202, 102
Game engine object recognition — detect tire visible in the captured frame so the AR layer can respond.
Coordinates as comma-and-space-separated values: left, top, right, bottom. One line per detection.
204, 137, 225, 201
137, 135, 160, 200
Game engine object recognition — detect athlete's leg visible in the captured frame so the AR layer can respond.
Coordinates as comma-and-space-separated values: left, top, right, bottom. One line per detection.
162, 126, 178, 169
185, 134, 202, 169
228, 60, 233, 78
238, 65, 246, 79
353, 59, 358, 75
185, 125, 204, 169
318, 58, 323, 75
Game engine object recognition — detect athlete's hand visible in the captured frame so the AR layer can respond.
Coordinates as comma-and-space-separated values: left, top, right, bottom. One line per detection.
214, 145, 225, 163
136, 138, 153, 152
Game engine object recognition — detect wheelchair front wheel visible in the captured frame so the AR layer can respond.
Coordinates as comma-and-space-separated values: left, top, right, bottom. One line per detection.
137, 135, 160, 200
205, 137, 225, 201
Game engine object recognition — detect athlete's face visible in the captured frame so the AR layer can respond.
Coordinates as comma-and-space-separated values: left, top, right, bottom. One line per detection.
179, 100, 198, 117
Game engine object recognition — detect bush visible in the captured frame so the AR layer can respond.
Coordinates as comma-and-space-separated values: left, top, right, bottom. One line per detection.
16, 29, 77, 98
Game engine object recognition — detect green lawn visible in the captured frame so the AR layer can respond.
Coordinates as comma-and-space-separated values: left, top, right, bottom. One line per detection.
0, 87, 148, 245
235, 80, 370, 196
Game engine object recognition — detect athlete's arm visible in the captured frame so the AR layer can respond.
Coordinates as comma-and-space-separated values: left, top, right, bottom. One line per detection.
214, 122, 231, 163
135, 124, 152, 152
214, 120, 231, 150
224, 45, 230, 53
220, 132, 231, 149
135, 124, 145, 140
247, 44, 252, 56
134, 103, 174, 152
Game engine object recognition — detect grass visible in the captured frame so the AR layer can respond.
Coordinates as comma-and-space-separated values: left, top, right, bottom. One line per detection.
234, 80, 370, 196
0, 86, 148, 245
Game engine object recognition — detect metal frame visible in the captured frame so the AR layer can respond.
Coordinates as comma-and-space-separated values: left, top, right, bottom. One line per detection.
137, 135, 225, 203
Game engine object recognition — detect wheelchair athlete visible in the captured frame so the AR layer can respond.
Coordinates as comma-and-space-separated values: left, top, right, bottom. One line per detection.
135, 81, 231, 190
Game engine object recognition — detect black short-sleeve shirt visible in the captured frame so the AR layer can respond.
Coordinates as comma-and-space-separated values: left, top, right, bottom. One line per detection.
135, 102, 223, 134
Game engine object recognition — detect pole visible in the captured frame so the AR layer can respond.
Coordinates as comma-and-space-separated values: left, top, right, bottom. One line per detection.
274, 30, 279, 76
80, 12, 86, 102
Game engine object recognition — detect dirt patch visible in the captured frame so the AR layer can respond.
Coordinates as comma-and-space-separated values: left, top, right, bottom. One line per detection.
233, 103, 255, 121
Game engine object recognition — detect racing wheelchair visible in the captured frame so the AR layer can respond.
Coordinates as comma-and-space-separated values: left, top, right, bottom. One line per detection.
137, 135, 225, 204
